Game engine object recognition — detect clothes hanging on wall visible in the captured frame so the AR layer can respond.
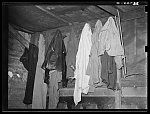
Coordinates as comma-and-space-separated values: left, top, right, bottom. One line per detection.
97, 17, 124, 90
86, 20, 103, 92
32, 34, 47, 109
48, 70, 62, 109
20, 43, 39, 105
62, 39, 67, 87
100, 51, 117, 90
98, 17, 124, 65
41, 29, 67, 87
74, 23, 92, 105
66, 26, 80, 78
41, 29, 63, 71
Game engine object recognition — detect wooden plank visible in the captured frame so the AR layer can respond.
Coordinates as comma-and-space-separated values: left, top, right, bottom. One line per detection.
121, 9, 146, 22
35, 5, 72, 25
9, 25, 29, 49
10, 23, 34, 34
97, 5, 118, 16
59, 87, 147, 97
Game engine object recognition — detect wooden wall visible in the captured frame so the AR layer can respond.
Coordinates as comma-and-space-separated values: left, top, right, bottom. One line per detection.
8, 31, 31, 109
8, 14, 147, 109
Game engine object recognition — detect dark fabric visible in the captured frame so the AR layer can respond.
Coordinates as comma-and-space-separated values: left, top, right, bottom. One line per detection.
42, 29, 67, 87
101, 51, 117, 90
20, 47, 29, 71
62, 40, 67, 87
41, 29, 62, 71
44, 68, 50, 85
20, 43, 39, 105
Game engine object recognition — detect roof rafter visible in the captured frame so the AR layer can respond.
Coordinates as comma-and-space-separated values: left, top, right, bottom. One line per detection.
97, 5, 118, 17
35, 5, 72, 26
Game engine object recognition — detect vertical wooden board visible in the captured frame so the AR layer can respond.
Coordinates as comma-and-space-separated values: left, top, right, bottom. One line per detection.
134, 17, 147, 76
121, 19, 135, 47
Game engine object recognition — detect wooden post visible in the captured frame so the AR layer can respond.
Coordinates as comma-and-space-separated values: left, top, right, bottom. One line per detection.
115, 69, 122, 109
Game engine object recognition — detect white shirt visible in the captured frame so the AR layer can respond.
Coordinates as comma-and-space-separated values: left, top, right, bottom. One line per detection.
73, 23, 92, 105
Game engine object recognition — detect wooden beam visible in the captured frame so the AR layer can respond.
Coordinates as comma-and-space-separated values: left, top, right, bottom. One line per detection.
9, 25, 29, 49
97, 5, 118, 16
59, 87, 147, 97
10, 23, 34, 34
35, 5, 72, 26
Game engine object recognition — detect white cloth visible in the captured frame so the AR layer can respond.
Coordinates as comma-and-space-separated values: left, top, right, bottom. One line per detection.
32, 34, 47, 109
73, 23, 92, 105
98, 17, 125, 69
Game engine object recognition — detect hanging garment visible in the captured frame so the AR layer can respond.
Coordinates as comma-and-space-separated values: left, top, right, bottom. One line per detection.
62, 39, 67, 87
42, 29, 67, 87
32, 34, 47, 109
98, 17, 124, 56
20, 47, 29, 71
101, 51, 117, 90
74, 23, 92, 105
20, 43, 39, 105
48, 70, 62, 109
66, 27, 80, 78
98, 17, 124, 70
41, 29, 63, 71
86, 20, 103, 92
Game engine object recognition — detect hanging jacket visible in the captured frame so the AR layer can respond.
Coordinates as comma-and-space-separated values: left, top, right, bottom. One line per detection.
20, 43, 39, 105
73, 23, 92, 105
86, 20, 103, 92
98, 17, 125, 69
41, 29, 63, 72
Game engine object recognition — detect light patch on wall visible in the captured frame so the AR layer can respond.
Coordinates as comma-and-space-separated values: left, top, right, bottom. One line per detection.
8, 71, 13, 78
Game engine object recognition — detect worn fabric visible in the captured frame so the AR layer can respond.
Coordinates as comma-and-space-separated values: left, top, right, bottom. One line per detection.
74, 23, 92, 105
61, 39, 67, 87
66, 27, 80, 78
20, 43, 39, 105
86, 20, 103, 92
44, 68, 50, 85
41, 29, 63, 72
101, 51, 117, 90
20, 47, 29, 71
98, 17, 124, 57
32, 34, 47, 109
48, 70, 62, 109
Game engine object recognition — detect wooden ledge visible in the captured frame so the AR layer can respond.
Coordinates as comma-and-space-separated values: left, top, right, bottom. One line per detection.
59, 87, 147, 97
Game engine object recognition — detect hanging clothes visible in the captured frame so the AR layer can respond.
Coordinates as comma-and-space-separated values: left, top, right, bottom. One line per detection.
41, 29, 67, 87
100, 51, 117, 90
48, 70, 62, 109
32, 34, 47, 109
98, 16, 124, 71
86, 20, 103, 92
20, 43, 39, 105
62, 39, 67, 87
66, 26, 80, 78
98, 17, 124, 57
74, 23, 92, 105
41, 29, 63, 71
98, 17, 125, 90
